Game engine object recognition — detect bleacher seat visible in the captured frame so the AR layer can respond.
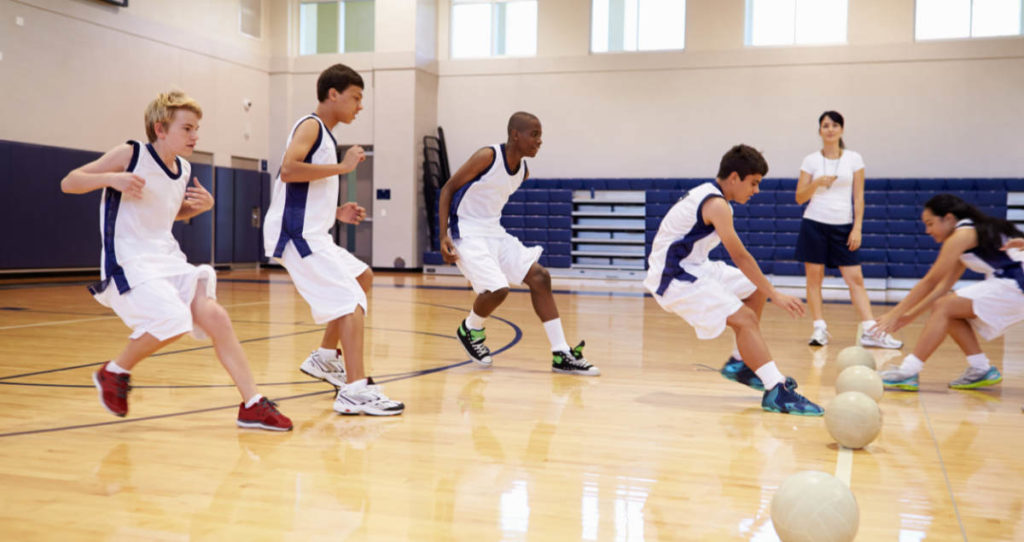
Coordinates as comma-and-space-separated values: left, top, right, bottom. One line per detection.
471, 176, 1020, 281
524, 216, 548, 228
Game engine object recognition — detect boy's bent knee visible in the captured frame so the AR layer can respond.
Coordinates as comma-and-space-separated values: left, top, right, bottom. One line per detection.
726, 306, 758, 329
357, 269, 374, 292
482, 287, 510, 301
524, 266, 551, 289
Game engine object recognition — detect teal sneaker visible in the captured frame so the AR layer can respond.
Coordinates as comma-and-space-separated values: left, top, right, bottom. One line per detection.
761, 380, 823, 416
948, 366, 1002, 390
457, 320, 492, 367
879, 367, 920, 391
720, 357, 796, 392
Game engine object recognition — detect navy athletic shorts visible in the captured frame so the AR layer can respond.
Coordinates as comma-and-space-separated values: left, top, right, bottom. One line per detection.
793, 218, 859, 268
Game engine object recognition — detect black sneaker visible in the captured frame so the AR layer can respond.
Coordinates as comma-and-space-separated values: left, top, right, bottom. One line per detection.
457, 320, 493, 367
552, 341, 600, 376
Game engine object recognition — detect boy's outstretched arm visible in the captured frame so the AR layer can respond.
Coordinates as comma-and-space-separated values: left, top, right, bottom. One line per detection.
437, 147, 496, 264
61, 143, 144, 197
279, 118, 365, 184
703, 197, 805, 318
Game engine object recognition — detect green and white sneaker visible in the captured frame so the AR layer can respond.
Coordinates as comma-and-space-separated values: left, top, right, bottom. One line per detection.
879, 366, 920, 391
552, 341, 600, 376
948, 366, 1002, 390
457, 320, 492, 367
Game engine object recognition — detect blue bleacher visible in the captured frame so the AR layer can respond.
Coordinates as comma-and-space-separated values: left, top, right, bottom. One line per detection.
428, 178, 1017, 278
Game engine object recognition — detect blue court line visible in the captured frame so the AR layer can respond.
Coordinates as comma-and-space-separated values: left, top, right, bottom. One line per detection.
0, 305, 522, 439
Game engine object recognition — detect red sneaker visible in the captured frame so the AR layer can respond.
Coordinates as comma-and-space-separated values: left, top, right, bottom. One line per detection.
92, 362, 130, 417
237, 397, 293, 431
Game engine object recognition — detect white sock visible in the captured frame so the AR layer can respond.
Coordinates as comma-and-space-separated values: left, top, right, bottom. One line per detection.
244, 393, 263, 408
465, 310, 486, 330
543, 318, 571, 352
345, 378, 367, 389
899, 354, 925, 375
317, 347, 339, 360
731, 348, 742, 361
966, 353, 990, 370
862, 320, 876, 331
105, 361, 130, 374
813, 320, 827, 330
754, 362, 786, 390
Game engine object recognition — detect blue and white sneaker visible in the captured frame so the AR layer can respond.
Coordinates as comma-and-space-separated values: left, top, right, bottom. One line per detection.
761, 380, 823, 416
720, 357, 796, 392
948, 366, 1002, 390
879, 366, 920, 391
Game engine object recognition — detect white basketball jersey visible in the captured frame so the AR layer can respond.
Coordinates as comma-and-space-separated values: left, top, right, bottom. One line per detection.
264, 114, 340, 258
91, 140, 193, 296
448, 144, 528, 239
643, 182, 729, 296
955, 219, 1024, 290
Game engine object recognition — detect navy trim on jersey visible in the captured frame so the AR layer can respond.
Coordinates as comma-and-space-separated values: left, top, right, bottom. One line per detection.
312, 113, 338, 148
499, 143, 523, 176
125, 140, 141, 172
956, 219, 1024, 291
88, 187, 130, 295
655, 193, 724, 296
273, 116, 323, 258
966, 246, 1024, 292
301, 116, 324, 163
88, 142, 142, 295
448, 147, 496, 240
274, 183, 313, 257
145, 143, 183, 180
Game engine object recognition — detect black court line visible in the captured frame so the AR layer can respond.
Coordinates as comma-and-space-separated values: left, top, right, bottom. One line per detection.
0, 327, 456, 384
0, 306, 522, 439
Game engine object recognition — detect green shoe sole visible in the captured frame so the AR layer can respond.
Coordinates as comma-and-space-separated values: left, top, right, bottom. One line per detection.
949, 376, 1003, 390
884, 382, 919, 392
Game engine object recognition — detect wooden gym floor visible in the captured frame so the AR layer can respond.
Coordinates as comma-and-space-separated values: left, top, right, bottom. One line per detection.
0, 269, 1021, 541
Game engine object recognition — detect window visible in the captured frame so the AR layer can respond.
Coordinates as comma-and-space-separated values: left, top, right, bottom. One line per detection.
591, 0, 686, 53
450, 0, 538, 58
299, 1, 374, 55
240, 0, 261, 39
916, 0, 1022, 40
745, 0, 848, 46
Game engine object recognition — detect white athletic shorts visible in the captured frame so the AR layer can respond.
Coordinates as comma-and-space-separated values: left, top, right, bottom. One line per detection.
98, 264, 218, 341
454, 234, 543, 294
650, 261, 757, 340
955, 277, 1024, 341
276, 242, 368, 324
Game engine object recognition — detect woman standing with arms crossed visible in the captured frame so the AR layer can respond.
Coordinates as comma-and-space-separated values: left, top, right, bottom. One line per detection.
794, 111, 901, 349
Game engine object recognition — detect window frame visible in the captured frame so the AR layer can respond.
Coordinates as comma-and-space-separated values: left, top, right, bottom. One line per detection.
589, 0, 688, 54
297, 0, 375, 56
449, 0, 539, 59
914, 0, 1024, 41
744, 0, 850, 47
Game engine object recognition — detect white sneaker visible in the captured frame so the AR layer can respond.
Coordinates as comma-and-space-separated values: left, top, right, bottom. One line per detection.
300, 349, 346, 387
334, 377, 405, 416
859, 331, 903, 349
808, 327, 830, 346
